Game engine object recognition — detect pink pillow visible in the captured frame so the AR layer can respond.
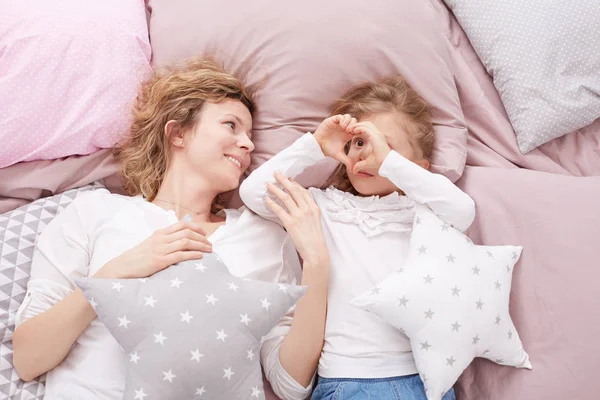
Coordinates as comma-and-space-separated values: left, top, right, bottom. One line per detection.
0, 0, 152, 169
147, 0, 468, 183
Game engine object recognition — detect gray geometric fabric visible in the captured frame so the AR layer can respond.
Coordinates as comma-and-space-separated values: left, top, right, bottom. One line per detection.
76, 252, 306, 400
0, 183, 103, 400
445, 0, 600, 153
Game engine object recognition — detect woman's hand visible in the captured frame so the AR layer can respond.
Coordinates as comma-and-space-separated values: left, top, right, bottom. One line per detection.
348, 121, 392, 174
95, 220, 213, 279
264, 172, 330, 268
313, 114, 356, 170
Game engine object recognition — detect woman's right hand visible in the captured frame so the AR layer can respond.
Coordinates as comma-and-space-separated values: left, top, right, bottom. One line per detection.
94, 220, 213, 279
313, 114, 356, 170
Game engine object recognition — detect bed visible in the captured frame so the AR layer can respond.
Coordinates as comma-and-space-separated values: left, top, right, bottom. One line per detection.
1, 0, 599, 399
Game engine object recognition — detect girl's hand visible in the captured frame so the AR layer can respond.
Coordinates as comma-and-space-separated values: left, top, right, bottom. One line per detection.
348, 121, 392, 174
313, 114, 357, 170
95, 220, 213, 279
264, 172, 330, 268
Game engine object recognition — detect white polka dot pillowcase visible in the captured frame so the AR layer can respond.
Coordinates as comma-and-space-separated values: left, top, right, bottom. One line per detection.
351, 205, 531, 400
445, 0, 600, 153
0, 0, 152, 169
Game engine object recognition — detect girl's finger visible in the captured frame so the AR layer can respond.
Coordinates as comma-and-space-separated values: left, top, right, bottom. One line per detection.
340, 114, 352, 129
347, 118, 358, 133
335, 152, 354, 171
264, 197, 292, 225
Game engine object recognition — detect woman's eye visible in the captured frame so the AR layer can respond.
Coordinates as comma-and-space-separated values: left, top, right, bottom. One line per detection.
225, 121, 236, 129
353, 138, 364, 147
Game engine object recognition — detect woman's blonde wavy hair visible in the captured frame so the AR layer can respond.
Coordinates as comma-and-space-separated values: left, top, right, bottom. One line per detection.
114, 58, 254, 214
324, 75, 435, 195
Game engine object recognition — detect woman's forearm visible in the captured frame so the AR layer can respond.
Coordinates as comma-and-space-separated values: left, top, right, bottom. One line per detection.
13, 289, 96, 381
278, 258, 329, 387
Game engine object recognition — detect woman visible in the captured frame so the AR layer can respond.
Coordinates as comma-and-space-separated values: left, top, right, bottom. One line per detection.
13, 58, 327, 400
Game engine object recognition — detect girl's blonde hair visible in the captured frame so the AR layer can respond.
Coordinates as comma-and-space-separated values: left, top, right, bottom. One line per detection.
325, 75, 435, 194
114, 58, 254, 213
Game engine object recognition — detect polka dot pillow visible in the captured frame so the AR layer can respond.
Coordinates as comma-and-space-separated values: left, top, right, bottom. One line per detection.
445, 0, 600, 153
351, 205, 531, 400
0, 0, 152, 168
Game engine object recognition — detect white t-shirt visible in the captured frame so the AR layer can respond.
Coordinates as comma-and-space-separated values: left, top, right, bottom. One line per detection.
16, 190, 311, 400
240, 133, 476, 380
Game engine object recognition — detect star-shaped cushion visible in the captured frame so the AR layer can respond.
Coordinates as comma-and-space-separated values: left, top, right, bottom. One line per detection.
77, 252, 306, 400
350, 205, 531, 400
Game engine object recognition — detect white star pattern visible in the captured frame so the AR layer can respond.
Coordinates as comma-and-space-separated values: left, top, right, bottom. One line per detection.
251, 387, 261, 398
196, 387, 206, 397
246, 349, 255, 361
181, 311, 194, 323
206, 294, 218, 305
134, 388, 148, 399
154, 331, 167, 345
196, 263, 207, 272
139, 278, 148, 283
89, 297, 98, 309
171, 277, 183, 288
278, 283, 288, 293
261, 298, 271, 310
144, 296, 157, 308
112, 282, 124, 292
191, 349, 204, 362
228, 282, 239, 292
162, 369, 176, 383
216, 329, 228, 342
223, 367, 235, 380
240, 313, 251, 325
130, 352, 140, 364
118, 315, 131, 329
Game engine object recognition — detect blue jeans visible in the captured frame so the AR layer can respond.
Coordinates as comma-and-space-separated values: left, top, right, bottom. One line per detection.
311, 374, 456, 400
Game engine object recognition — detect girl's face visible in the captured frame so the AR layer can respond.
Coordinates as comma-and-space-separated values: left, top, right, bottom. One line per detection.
170, 99, 254, 194
346, 112, 429, 197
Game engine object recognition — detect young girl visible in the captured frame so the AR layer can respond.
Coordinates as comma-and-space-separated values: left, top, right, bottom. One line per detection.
239, 76, 475, 400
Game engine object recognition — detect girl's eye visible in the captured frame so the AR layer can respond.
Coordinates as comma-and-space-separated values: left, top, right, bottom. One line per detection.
225, 121, 236, 129
353, 138, 365, 147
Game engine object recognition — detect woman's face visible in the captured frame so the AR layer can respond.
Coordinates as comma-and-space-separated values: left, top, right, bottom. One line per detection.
173, 99, 254, 194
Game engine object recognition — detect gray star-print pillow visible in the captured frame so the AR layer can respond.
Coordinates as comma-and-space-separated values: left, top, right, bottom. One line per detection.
77, 253, 306, 400
351, 205, 531, 400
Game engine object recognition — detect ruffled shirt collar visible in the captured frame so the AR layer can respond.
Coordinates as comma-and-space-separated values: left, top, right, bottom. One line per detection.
322, 187, 416, 237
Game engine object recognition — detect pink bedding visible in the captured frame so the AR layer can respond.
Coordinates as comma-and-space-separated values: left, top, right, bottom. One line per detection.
456, 167, 600, 399
430, 1, 600, 398
1, 2, 598, 399
0, 150, 122, 214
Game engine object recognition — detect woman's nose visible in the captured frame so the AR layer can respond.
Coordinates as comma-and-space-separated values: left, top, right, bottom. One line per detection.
239, 133, 255, 152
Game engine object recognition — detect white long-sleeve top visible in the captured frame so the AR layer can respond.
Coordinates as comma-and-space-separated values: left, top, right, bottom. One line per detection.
16, 189, 312, 400
239, 133, 475, 386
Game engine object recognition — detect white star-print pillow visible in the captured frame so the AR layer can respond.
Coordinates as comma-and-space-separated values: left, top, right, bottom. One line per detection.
351, 205, 532, 400
77, 253, 306, 400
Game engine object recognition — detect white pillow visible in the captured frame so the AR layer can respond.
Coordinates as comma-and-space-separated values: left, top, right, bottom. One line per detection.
351, 205, 531, 400
445, 0, 600, 153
